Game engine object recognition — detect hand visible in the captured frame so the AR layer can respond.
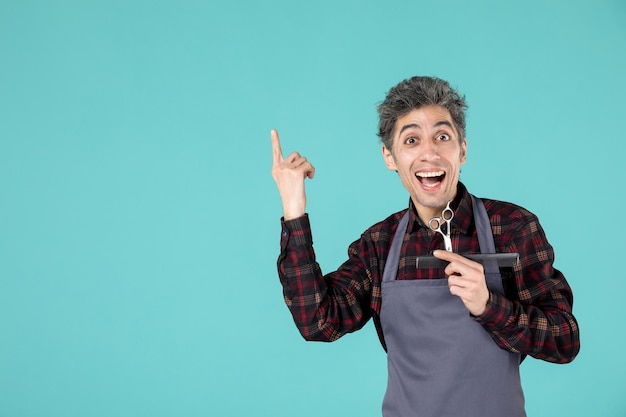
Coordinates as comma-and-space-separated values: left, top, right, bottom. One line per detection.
433, 250, 490, 316
271, 129, 315, 220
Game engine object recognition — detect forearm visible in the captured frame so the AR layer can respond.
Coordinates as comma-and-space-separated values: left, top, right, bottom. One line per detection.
278, 215, 371, 341
475, 288, 580, 363
475, 213, 580, 363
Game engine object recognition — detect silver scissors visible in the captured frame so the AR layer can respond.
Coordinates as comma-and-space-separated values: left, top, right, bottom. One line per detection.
428, 200, 454, 252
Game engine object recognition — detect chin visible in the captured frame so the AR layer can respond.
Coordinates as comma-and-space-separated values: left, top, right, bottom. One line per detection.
416, 190, 453, 208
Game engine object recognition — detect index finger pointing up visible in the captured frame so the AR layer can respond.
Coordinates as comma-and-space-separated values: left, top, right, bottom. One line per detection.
271, 129, 283, 164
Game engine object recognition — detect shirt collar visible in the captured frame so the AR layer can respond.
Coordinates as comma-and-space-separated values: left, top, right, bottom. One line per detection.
407, 182, 473, 235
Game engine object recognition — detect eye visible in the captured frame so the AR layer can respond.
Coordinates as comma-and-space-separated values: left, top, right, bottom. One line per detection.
404, 136, 417, 145
436, 133, 450, 141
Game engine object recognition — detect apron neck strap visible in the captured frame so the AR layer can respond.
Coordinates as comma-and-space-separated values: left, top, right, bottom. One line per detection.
383, 194, 499, 282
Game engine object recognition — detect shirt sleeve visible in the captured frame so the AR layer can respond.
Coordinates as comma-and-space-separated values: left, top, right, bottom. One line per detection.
277, 214, 373, 342
473, 213, 580, 364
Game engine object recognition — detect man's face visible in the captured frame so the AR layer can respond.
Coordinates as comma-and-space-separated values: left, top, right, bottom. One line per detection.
382, 105, 467, 223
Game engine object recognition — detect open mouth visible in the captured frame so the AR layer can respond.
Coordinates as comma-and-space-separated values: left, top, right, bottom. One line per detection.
415, 170, 445, 189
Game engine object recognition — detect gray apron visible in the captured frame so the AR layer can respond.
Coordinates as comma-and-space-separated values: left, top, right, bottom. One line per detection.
380, 195, 525, 417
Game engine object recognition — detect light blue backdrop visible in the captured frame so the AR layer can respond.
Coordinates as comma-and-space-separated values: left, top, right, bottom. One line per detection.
1, 1, 624, 416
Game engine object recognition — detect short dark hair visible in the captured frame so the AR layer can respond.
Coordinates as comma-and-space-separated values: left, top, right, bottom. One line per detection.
377, 76, 468, 151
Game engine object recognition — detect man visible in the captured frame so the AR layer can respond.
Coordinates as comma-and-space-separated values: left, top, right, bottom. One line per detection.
270, 76, 579, 417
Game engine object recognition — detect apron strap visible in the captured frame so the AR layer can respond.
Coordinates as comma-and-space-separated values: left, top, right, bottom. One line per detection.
470, 194, 499, 276
382, 211, 410, 283
382, 194, 500, 282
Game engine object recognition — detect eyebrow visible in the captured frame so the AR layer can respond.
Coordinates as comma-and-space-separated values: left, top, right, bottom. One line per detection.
398, 120, 455, 136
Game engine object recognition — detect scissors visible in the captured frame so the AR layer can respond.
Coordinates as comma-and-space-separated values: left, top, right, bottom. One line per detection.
428, 200, 454, 252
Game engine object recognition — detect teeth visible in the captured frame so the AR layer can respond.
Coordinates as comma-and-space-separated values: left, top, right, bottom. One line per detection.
415, 171, 444, 178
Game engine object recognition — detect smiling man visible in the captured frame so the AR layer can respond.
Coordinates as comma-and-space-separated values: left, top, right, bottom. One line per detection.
270, 76, 579, 417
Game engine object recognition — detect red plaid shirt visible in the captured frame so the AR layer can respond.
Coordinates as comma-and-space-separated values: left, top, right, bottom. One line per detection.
277, 183, 580, 363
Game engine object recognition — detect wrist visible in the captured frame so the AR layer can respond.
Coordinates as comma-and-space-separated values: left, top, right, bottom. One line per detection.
283, 204, 306, 220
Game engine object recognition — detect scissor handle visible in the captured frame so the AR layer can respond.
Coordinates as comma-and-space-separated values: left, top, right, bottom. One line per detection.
442, 201, 454, 221
441, 207, 454, 222
428, 218, 441, 231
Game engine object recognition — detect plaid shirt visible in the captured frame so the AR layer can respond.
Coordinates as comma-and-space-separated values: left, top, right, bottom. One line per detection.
277, 183, 580, 363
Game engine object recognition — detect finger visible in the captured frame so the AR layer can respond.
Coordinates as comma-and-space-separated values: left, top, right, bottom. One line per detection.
434, 250, 482, 270
436, 253, 464, 277
444, 263, 465, 279
285, 152, 303, 164
271, 129, 284, 165
446, 261, 483, 280
447, 274, 467, 288
305, 163, 315, 179
289, 156, 315, 179
433, 249, 465, 263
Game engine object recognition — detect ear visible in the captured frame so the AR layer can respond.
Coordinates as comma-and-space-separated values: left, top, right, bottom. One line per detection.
460, 140, 467, 164
382, 146, 397, 171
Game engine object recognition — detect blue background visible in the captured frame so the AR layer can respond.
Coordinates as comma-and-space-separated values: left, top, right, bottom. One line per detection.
1, 1, 625, 416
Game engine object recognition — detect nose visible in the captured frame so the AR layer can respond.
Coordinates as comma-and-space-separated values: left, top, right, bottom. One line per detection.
419, 139, 440, 161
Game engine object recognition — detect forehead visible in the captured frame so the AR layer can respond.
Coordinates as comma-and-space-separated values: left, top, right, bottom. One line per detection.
394, 105, 455, 134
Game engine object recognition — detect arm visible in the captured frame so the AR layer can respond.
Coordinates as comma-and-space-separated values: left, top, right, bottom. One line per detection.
270, 130, 372, 341
277, 216, 373, 341
474, 215, 580, 363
